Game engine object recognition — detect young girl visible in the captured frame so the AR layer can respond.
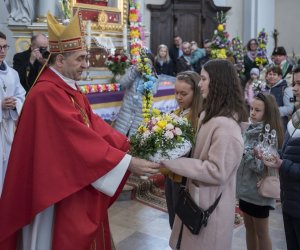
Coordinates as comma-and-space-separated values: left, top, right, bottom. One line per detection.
244, 67, 260, 107
165, 70, 202, 229
154, 44, 175, 76
161, 60, 248, 250
236, 93, 284, 250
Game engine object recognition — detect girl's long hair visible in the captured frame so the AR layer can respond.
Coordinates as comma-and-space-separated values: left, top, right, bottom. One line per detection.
154, 44, 171, 63
201, 59, 248, 124
254, 93, 284, 148
176, 71, 202, 130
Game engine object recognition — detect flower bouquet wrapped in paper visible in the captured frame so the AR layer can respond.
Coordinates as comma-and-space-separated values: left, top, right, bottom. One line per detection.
252, 79, 267, 94
129, 111, 195, 163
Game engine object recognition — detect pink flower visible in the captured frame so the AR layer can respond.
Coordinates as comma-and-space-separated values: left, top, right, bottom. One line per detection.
174, 127, 182, 136
165, 130, 174, 139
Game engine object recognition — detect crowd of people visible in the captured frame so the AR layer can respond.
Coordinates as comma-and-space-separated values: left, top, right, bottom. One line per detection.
0, 12, 299, 250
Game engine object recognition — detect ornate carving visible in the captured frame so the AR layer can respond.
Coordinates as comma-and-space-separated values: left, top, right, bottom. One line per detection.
72, 0, 128, 32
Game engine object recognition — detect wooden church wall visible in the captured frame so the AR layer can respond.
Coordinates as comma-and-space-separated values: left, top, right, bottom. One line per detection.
147, 0, 230, 53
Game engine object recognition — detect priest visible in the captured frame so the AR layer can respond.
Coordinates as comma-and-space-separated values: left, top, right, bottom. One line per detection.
0, 11, 159, 250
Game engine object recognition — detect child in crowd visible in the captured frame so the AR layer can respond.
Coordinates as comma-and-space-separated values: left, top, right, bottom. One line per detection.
236, 93, 284, 250
154, 44, 175, 76
244, 67, 260, 107
164, 71, 202, 228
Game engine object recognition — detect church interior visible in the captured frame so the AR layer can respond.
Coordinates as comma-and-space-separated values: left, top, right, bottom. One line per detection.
0, 0, 299, 249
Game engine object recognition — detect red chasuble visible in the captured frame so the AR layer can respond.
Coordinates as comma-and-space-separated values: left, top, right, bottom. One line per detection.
0, 67, 130, 249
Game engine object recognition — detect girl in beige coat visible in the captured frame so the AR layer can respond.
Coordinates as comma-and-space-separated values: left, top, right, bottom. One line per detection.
161, 59, 248, 250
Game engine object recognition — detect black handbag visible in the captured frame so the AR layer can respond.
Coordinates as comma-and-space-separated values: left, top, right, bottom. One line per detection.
175, 188, 222, 235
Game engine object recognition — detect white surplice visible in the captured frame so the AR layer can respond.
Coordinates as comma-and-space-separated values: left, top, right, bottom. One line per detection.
0, 61, 25, 196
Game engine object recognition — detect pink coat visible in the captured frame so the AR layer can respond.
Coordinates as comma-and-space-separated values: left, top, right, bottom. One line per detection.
163, 115, 244, 250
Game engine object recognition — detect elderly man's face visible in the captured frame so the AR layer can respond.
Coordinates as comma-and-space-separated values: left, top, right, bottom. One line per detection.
58, 50, 88, 81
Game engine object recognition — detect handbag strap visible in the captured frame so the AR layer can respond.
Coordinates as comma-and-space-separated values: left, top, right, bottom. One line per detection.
206, 193, 222, 214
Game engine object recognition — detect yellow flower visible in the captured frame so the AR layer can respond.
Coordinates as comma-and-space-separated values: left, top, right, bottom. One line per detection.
138, 125, 146, 132
217, 24, 224, 32
153, 125, 162, 133
157, 120, 167, 128
152, 108, 160, 115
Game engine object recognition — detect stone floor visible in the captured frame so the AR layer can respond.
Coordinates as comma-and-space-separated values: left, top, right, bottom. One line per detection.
109, 196, 287, 250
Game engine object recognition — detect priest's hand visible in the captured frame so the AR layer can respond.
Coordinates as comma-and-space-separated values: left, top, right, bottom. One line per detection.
128, 157, 160, 176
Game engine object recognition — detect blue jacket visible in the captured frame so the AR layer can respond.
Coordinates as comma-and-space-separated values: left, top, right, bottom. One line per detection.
280, 114, 300, 218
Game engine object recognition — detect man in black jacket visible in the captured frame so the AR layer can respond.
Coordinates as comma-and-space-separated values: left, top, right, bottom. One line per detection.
13, 33, 49, 93
169, 35, 183, 72
176, 41, 193, 74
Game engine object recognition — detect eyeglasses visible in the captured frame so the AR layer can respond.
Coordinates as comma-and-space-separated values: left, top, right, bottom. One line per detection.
0, 45, 10, 51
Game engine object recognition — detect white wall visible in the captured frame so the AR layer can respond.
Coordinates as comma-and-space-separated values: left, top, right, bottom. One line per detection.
275, 0, 300, 58
0, 1, 15, 66
223, 0, 244, 42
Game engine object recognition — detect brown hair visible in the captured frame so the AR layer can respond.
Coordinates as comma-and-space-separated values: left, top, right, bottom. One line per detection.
266, 65, 282, 76
246, 38, 258, 51
254, 93, 284, 147
176, 71, 202, 130
201, 59, 248, 124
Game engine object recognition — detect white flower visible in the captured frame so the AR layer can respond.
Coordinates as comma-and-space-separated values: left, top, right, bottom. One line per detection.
174, 127, 182, 136
165, 130, 174, 139
166, 123, 174, 130
143, 130, 151, 139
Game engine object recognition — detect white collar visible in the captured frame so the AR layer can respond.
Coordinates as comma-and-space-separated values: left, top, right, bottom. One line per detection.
280, 59, 287, 67
287, 120, 300, 138
49, 67, 77, 90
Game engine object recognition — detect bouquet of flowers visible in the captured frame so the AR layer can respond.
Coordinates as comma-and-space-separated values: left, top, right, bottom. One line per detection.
255, 29, 268, 67
252, 79, 267, 94
210, 11, 231, 59
130, 111, 195, 162
231, 36, 245, 73
105, 52, 130, 83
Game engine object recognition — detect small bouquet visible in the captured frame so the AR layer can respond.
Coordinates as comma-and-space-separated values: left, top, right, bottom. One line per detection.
105, 52, 130, 83
130, 111, 195, 162
255, 29, 268, 67
252, 79, 267, 94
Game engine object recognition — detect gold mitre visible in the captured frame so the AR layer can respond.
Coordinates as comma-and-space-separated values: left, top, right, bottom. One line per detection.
47, 10, 86, 53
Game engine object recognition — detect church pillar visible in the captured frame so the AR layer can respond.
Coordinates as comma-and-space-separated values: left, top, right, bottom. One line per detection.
243, 0, 275, 55
36, 1, 59, 22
